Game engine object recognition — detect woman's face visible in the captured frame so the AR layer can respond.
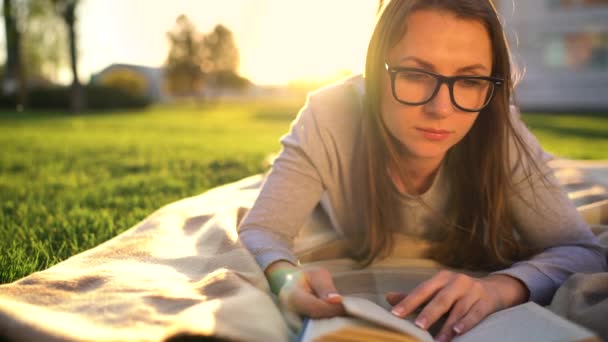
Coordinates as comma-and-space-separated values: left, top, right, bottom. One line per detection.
381, 9, 493, 165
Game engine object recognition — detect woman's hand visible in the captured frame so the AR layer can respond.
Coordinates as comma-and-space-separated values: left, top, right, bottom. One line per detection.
386, 271, 529, 342
266, 261, 345, 318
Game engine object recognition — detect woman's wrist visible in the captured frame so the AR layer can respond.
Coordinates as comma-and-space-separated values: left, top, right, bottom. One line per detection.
265, 260, 300, 295
483, 274, 530, 309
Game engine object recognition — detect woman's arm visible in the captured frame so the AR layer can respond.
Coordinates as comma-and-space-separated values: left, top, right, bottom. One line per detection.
239, 78, 364, 274
388, 109, 606, 342
490, 109, 607, 304
265, 260, 300, 295
238, 95, 332, 273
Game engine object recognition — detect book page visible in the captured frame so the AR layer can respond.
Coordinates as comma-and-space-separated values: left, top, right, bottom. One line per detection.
454, 302, 599, 342
298, 316, 377, 342
301, 297, 598, 342
341, 296, 434, 342
298, 315, 426, 342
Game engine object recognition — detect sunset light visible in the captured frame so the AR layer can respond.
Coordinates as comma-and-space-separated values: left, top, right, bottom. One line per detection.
2, 2, 607, 341
78, 0, 379, 85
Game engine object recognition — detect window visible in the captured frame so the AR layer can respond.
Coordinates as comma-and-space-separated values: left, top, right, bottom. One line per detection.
544, 31, 608, 70
547, 0, 608, 9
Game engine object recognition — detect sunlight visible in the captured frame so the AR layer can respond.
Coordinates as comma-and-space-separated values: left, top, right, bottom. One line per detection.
239, 0, 378, 85
77, 0, 379, 85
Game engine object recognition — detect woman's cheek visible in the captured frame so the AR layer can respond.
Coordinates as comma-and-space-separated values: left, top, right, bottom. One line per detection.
450, 117, 478, 147
386, 112, 402, 137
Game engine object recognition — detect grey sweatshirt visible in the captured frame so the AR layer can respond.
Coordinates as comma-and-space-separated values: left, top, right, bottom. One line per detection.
237, 75, 606, 305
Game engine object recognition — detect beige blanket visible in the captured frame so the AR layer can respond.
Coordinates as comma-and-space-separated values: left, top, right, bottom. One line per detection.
0, 159, 606, 342
0, 175, 289, 341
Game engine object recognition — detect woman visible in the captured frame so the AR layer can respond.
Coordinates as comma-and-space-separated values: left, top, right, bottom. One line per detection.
238, 0, 606, 341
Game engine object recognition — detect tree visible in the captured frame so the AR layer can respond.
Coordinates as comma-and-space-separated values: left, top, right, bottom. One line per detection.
200, 24, 239, 74
52, 0, 84, 113
200, 24, 245, 95
2, 0, 68, 110
23, 0, 67, 83
211, 70, 251, 90
164, 17, 245, 97
2, 0, 27, 109
164, 14, 205, 96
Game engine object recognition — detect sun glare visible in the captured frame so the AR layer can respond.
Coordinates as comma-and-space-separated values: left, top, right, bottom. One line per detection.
78, 0, 379, 86
239, 0, 378, 85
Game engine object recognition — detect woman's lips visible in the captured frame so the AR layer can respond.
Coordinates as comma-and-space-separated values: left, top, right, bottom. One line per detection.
416, 127, 452, 141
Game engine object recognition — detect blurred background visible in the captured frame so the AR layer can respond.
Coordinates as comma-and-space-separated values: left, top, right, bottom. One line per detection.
0, 0, 607, 284
2, 0, 607, 111
499, 0, 608, 111
0, 0, 378, 110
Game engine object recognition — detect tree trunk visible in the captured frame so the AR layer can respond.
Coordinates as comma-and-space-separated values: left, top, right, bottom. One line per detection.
64, 1, 85, 113
3, 0, 27, 110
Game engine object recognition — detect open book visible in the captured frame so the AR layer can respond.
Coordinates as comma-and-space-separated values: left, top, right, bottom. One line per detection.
298, 296, 600, 342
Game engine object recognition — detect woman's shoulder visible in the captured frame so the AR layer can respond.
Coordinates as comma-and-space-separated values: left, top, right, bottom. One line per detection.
308, 74, 365, 101
283, 75, 365, 173
304, 74, 366, 127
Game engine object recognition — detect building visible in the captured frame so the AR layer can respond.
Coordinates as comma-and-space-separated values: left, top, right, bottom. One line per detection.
90, 64, 166, 102
496, 0, 608, 111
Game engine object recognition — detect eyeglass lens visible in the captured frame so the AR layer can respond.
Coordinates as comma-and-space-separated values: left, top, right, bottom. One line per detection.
394, 70, 494, 111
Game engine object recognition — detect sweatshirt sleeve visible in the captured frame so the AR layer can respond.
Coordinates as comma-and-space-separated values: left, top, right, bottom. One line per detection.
490, 107, 607, 305
237, 96, 330, 272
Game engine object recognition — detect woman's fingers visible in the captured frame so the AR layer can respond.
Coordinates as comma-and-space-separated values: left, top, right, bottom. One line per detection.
433, 292, 480, 342
291, 285, 345, 318
308, 267, 343, 304
415, 274, 476, 331
387, 271, 511, 341
277, 267, 345, 318
390, 270, 452, 325
385, 291, 407, 305
451, 300, 492, 336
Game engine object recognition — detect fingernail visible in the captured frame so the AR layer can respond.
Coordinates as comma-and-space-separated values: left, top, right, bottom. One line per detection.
391, 306, 404, 316
435, 333, 448, 342
327, 293, 341, 299
453, 323, 464, 334
415, 317, 427, 329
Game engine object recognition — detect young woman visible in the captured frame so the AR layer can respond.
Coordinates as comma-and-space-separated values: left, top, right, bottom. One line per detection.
238, 0, 606, 340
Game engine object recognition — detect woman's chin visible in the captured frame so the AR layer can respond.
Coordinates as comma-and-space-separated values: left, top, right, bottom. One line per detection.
402, 143, 449, 161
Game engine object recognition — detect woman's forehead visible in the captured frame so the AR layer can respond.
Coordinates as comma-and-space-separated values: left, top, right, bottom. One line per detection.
388, 10, 493, 71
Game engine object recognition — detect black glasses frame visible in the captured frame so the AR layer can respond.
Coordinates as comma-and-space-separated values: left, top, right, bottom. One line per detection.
384, 63, 504, 113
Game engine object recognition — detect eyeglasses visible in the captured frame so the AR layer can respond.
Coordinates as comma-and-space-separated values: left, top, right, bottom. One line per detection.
384, 63, 504, 112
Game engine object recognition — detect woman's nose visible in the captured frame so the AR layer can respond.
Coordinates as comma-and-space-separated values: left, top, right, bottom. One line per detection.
424, 83, 454, 118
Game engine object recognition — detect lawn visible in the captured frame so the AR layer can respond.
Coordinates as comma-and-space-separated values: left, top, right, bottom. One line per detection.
0, 98, 304, 284
521, 112, 608, 160
1, 102, 607, 284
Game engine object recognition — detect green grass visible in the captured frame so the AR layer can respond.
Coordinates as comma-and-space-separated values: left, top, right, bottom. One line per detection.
521, 113, 608, 160
1, 104, 606, 284
0, 99, 303, 284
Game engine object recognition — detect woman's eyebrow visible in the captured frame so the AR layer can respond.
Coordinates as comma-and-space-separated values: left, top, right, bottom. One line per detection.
398, 56, 489, 73
457, 64, 489, 73
398, 56, 435, 70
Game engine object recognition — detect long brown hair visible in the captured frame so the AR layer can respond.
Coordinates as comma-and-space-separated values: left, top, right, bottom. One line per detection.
348, 0, 547, 271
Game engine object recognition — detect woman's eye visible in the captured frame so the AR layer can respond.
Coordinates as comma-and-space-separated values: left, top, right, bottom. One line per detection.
398, 72, 429, 82
460, 79, 484, 87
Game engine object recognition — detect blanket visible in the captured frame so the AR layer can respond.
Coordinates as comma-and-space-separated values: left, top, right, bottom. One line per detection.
0, 159, 607, 342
